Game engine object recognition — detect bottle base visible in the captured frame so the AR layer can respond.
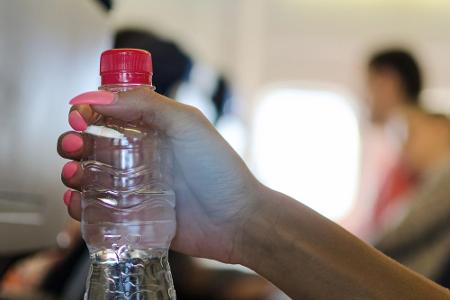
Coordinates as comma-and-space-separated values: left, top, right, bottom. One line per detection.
85, 247, 176, 300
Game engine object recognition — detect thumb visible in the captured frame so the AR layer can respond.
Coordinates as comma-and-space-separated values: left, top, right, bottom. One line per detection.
70, 87, 201, 137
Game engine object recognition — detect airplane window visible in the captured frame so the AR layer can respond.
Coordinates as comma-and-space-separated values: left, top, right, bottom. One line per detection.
251, 86, 360, 221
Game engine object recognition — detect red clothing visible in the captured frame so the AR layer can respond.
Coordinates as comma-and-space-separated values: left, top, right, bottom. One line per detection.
372, 160, 419, 227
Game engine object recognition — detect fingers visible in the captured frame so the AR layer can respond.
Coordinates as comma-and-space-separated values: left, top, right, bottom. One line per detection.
69, 104, 98, 131
61, 161, 82, 190
63, 190, 81, 221
57, 131, 91, 160
61, 87, 212, 223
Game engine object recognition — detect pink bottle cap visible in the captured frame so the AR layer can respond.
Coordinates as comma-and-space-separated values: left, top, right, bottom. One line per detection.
100, 48, 153, 85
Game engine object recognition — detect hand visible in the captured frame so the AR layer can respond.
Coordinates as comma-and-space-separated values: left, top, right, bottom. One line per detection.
57, 87, 450, 299
57, 87, 264, 263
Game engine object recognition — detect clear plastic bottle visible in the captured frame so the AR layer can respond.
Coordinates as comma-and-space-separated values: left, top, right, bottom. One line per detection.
81, 49, 176, 299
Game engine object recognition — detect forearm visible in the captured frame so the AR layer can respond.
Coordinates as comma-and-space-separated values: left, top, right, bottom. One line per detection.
237, 186, 449, 300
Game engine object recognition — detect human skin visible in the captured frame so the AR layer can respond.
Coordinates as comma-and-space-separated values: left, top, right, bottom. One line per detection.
58, 88, 449, 299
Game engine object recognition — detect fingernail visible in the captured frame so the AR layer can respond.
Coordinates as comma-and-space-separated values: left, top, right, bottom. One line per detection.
63, 190, 72, 206
62, 161, 78, 180
61, 134, 83, 153
69, 91, 116, 105
69, 110, 88, 131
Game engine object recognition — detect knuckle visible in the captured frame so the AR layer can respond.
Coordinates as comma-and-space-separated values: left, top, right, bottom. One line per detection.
133, 86, 153, 102
186, 105, 204, 119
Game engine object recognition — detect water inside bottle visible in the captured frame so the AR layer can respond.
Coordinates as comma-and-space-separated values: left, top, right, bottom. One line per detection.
85, 247, 176, 300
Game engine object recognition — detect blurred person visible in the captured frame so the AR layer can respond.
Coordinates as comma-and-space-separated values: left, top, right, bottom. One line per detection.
356, 49, 450, 287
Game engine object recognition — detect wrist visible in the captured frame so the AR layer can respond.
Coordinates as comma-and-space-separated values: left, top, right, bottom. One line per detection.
231, 183, 279, 268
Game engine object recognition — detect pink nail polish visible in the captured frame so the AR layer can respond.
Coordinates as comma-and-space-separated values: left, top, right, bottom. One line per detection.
63, 190, 72, 206
69, 91, 116, 105
69, 110, 88, 131
61, 134, 83, 153
62, 161, 78, 179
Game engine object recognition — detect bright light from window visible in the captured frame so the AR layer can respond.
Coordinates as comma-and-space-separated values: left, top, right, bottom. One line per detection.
216, 115, 247, 158
175, 81, 217, 122
251, 87, 360, 221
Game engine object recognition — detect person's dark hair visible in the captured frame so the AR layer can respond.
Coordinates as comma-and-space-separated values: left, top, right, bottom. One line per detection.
114, 29, 192, 96
369, 49, 422, 105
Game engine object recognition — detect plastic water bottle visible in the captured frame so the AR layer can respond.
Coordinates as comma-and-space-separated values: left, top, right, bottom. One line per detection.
81, 49, 176, 299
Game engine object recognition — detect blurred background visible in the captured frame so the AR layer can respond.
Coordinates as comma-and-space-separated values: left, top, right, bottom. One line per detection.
1, 0, 450, 299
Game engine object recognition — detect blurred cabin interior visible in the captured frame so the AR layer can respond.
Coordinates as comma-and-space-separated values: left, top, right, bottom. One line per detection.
1, 0, 450, 299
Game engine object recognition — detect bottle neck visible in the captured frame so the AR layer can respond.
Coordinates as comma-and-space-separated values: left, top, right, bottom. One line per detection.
99, 83, 154, 93
100, 71, 152, 87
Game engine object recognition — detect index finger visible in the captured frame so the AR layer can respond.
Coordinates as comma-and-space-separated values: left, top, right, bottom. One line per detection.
69, 104, 103, 132
68, 90, 116, 131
